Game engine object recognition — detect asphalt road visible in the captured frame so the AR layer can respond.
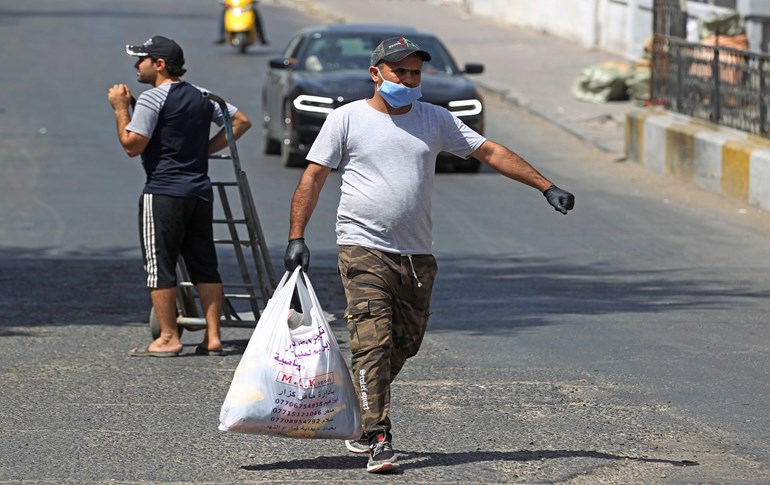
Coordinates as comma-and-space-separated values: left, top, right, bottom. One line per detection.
1, 1, 770, 483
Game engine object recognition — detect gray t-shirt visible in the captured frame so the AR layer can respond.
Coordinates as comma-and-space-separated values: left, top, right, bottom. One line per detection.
306, 99, 486, 254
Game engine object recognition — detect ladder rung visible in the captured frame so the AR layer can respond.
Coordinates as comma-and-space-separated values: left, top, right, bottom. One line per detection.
223, 293, 261, 300
179, 282, 259, 290
178, 316, 258, 328
223, 282, 259, 289
212, 181, 237, 187
214, 239, 252, 246
213, 218, 247, 224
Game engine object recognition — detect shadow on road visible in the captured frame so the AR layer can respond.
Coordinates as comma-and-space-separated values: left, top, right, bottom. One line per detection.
430, 253, 763, 335
1, 247, 761, 335
0, 246, 148, 329
0, 246, 338, 330
241, 448, 698, 471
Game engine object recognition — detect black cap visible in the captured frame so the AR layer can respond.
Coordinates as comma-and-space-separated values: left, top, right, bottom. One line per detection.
126, 35, 185, 67
371, 36, 431, 66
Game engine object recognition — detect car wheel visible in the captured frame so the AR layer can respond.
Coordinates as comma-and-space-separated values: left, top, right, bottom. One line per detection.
263, 123, 281, 155
281, 101, 306, 168
236, 33, 249, 54
436, 154, 481, 173
280, 139, 306, 168
455, 157, 481, 173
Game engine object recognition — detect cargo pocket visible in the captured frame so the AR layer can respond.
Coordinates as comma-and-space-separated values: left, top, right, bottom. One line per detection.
346, 298, 391, 354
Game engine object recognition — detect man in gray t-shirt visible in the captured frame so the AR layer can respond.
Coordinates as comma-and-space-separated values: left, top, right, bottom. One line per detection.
284, 36, 574, 474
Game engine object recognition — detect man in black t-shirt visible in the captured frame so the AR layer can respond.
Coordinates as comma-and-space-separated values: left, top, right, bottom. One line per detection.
108, 35, 252, 357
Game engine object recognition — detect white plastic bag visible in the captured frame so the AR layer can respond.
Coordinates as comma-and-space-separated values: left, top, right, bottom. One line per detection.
218, 267, 363, 439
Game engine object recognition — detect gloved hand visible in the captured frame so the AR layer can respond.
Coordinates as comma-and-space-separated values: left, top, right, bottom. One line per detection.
543, 185, 575, 215
284, 238, 310, 272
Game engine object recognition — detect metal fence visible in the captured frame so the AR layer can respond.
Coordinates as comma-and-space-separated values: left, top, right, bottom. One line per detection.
651, 35, 770, 136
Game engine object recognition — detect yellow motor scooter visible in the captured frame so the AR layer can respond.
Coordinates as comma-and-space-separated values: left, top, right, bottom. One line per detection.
224, 0, 258, 53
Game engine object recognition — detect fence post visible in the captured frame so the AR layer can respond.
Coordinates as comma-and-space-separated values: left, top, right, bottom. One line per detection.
676, 41, 683, 111
713, 47, 721, 124
761, 59, 768, 136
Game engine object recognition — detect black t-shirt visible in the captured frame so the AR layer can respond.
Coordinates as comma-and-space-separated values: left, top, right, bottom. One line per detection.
127, 81, 220, 202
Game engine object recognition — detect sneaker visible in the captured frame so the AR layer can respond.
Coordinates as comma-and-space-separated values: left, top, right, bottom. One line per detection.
345, 436, 368, 454
366, 433, 398, 473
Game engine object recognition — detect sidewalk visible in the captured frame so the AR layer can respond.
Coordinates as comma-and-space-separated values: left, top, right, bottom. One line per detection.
280, 0, 632, 157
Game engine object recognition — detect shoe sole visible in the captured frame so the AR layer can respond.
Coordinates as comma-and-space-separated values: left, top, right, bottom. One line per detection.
129, 345, 181, 358
194, 345, 224, 356
345, 441, 369, 454
366, 461, 399, 473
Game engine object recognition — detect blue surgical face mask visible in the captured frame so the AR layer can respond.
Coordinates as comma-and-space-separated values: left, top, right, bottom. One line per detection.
377, 68, 422, 108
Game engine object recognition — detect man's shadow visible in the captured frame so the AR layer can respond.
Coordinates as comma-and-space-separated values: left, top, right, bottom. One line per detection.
241, 449, 698, 472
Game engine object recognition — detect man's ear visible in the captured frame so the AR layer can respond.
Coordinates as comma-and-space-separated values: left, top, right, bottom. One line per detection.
155, 58, 167, 72
369, 65, 379, 83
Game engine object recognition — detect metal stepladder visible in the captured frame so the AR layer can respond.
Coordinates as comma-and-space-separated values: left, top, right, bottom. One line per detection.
148, 92, 277, 339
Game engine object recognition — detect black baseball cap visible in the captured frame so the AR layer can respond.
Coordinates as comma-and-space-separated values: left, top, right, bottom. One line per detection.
371, 36, 431, 66
126, 35, 185, 67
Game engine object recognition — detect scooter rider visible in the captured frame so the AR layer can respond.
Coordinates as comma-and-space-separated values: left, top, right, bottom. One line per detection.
214, 0, 268, 45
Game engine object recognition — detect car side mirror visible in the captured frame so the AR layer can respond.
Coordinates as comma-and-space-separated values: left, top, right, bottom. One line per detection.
268, 56, 293, 69
463, 63, 484, 75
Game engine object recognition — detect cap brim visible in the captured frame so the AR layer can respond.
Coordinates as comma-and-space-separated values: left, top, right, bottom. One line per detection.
381, 49, 432, 63
125, 44, 149, 57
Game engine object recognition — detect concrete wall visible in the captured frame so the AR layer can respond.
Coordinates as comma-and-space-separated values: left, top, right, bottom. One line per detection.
439, 0, 751, 58
737, 0, 770, 52
461, 0, 602, 47
439, 0, 654, 58
625, 109, 770, 211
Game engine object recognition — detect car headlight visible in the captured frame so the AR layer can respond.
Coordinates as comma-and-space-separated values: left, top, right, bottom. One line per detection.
293, 95, 335, 114
448, 99, 482, 117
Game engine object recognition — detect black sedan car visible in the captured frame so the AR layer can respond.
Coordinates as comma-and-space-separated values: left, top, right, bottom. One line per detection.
262, 24, 485, 171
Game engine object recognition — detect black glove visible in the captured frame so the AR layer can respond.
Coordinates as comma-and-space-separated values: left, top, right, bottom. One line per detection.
284, 238, 310, 272
543, 185, 575, 215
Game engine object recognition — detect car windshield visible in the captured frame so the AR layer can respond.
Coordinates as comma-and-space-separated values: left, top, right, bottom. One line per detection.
296, 33, 458, 75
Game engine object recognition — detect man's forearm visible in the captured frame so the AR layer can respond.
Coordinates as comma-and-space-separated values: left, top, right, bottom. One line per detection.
479, 141, 552, 192
208, 112, 252, 154
288, 167, 328, 239
113, 107, 131, 147
208, 129, 228, 154
231, 112, 252, 140
288, 186, 317, 240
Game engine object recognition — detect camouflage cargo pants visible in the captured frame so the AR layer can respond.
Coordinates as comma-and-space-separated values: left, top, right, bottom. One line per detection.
338, 245, 437, 437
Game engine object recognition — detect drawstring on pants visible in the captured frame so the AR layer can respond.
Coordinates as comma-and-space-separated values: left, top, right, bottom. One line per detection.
407, 254, 423, 288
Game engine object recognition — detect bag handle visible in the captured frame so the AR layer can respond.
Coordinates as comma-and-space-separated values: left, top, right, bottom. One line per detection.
262, 268, 340, 350
252, 267, 303, 340
292, 269, 342, 352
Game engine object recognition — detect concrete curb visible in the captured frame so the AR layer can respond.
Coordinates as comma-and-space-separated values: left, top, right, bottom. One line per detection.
476, 81, 618, 155
625, 109, 770, 211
